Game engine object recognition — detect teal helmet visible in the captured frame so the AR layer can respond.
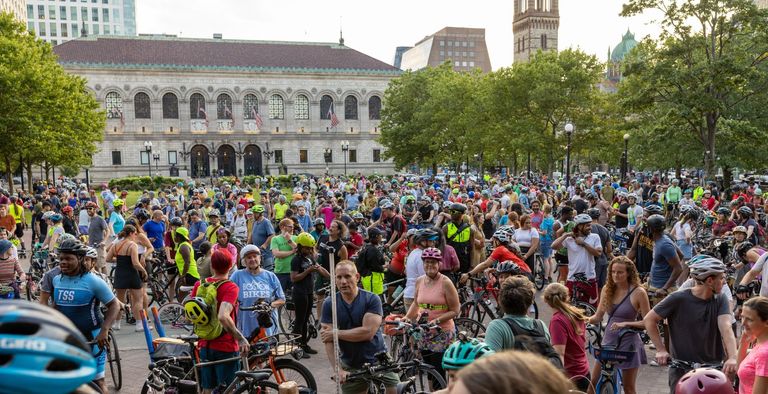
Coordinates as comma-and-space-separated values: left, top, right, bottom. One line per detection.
442, 335, 495, 370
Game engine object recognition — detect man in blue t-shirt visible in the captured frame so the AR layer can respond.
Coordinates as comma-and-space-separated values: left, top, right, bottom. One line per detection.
320, 261, 398, 393
250, 205, 276, 271
143, 210, 166, 251
647, 214, 683, 297
187, 210, 208, 251
230, 245, 285, 338
52, 239, 120, 394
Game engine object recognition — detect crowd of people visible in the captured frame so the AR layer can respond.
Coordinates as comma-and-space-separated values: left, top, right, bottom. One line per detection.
1, 171, 767, 394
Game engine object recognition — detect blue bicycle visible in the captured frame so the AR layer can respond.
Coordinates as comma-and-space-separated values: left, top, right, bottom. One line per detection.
588, 325, 644, 394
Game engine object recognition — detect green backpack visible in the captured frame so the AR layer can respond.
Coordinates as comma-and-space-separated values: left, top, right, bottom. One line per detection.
191, 279, 230, 340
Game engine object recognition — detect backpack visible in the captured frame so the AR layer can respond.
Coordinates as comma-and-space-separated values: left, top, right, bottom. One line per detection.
503, 317, 564, 370
190, 279, 231, 340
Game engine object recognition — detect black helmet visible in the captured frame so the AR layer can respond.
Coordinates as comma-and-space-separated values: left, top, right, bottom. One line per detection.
644, 205, 663, 215
449, 203, 467, 213
134, 209, 150, 221
586, 208, 601, 220
716, 207, 731, 216
415, 228, 440, 242
646, 214, 666, 232
738, 206, 753, 216
735, 241, 754, 260
57, 239, 88, 256
367, 227, 383, 240
170, 217, 183, 227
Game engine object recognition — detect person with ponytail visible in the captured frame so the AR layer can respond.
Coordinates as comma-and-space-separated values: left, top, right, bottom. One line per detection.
543, 282, 590, 391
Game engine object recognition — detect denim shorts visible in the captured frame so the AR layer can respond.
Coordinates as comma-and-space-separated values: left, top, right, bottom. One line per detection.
198, 348, 240, 390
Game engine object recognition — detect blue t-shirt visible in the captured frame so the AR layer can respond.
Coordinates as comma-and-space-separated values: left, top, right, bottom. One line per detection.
540, 216, 555, 242
321, 290, 386, 369
345, 194, 360, 211
650, 235, 678, 288
230, 269, 285, 338
143, 219, 166, 250
188, 220, 208, 249
53, 272, 115, 337
250, 218, 275, 258
109, 212, 125, 234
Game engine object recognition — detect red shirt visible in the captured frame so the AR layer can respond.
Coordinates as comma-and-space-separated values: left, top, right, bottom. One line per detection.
702, 196, 718, 211
348, 232, 364, 257
390, 242, 410, 275
489, 246, 530, 273
191, 278, 240, 352
549, 311, 589, 380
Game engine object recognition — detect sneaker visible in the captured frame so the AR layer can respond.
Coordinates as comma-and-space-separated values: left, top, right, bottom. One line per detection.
650, 360, 659, 367
135, 324, 154, 332
302, 346, 318, 355
113, 321, 121, 331
300, 352, 310, 359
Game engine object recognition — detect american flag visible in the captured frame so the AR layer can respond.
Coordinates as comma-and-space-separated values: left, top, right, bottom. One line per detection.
329, 105, 340, 128
112, 108, 125, 127
223, 104, 232, 119
251, 106, 264, 129
198, 104, 209, 126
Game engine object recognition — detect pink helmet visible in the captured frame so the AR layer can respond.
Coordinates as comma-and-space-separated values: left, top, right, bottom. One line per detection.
421, 247, 443, 261
675, 368, 734, 394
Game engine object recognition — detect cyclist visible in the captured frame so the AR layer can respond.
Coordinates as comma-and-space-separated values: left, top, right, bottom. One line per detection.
173, 226, 200, 287
588, 208, 612, 290
462, 229, 530, 283
0, 301, 102, 394
553, 205, 575, 283
0, 239, 24, 299
355, 227, 387, 296
434, 335, 495, 394
644, 255, 737, 392
320, 261, 399, 394
52, 238, 120, 394
588, 256, 651, 394
551, 213, 602, 307
543, 282, 591, 390
485, 273, 549, 352
666, 179, 682, 221
231, 244, 285, 338
737, 242, 768, 299
442, 203, 473, 274
41, 212, 65, 253
646, 214, 683, 304
671, 206, 697, 281
736, 206, 760, 246
736, 296, 768, 394
86, 201, 111, 275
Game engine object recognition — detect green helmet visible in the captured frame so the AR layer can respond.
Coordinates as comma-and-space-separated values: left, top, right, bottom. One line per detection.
251, 204, 265, 214
442, 336, 494, 370
296, 232, 316, 248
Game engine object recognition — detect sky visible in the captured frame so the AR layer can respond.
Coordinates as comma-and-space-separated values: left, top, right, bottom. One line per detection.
135, 0, 663, 70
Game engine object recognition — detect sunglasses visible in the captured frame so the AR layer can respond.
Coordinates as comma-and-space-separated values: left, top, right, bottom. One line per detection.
450, 210, 462, 214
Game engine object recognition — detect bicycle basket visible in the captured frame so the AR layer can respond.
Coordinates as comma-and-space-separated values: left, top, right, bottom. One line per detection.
593, 348, 634, 363
383, 314, 404, 336
152, 337, 192, 359
263, 333, 302, 357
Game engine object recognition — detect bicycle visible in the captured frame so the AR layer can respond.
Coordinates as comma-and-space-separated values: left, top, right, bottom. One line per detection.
87, 330, 122, 391
587, 326, 644, 394
25, 244, 52, 301
459, 274, 539, 323
276, 285, 329, 337
346, 349, 446, 394
569, 273, 597, 317
532, 252, 548, 290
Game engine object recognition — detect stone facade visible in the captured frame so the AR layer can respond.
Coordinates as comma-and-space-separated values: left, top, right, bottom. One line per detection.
53, 37, 399, 182
513, 0, 559, 64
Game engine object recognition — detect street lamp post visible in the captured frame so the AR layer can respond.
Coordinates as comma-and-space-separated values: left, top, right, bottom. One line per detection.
564, 123, 574, 187
623, 133, 630, 180
263, 142, 274, 176
153, 153, 160, 174
341, 140, 349, 176
208, 142, 218, 185
324, 148, 332, 175
143, 141, 153, 177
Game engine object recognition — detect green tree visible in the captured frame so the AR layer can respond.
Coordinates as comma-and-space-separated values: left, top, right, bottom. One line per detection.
0, 12, 104, 191
621, 0, 768, 177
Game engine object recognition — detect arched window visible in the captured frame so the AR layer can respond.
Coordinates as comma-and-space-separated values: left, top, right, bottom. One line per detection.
320, 95, 333, 120
105, 91, 122, 119
134, 92, 151, 119
344, 95, 358, 120
268, 94, 284, 119
217, 93, 233, 119
162, 93, 178, 119
243, 94, 259, 119
190, 93, 206, 119
368, 96, 382, 120
294, 94, 309, 120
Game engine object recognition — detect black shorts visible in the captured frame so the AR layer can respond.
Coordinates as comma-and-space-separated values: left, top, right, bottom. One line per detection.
384, 270, 405, 286
555, 253, 569, 267
14, 223, 23, 239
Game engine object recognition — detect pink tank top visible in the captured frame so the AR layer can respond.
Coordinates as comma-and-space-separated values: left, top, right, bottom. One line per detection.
416, 273, 455, 332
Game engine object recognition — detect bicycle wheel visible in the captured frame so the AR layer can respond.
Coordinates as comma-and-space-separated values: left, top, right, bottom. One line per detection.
573, 301, 597, 317
453, 317, 486, 337
528, 300, 539, 319
460, 300, 491, 322
598, 378, 617, 394
388, 333, 404, 361
107, 331, 122, 390
277, 303, 296, 334
25, 275, 40, 301
157, 302, 191, 331
401, 364, 446, 392
534, 255, 546, 290
270, 358, 318, 392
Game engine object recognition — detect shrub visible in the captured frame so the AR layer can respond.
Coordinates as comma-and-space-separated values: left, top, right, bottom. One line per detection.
108, 176, 185, 191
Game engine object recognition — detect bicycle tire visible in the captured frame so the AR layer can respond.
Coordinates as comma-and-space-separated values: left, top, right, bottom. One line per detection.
277, 303, 296, 334
528, 300, 539, 319
460, 300, 494, 322
598, 378, 617, 394
156, 302, 191, 331
107, 331, 122, 390
388, 334, 404, 361
534, 255, 546, 290
25, 275, 40, 301
401, 364, 446, 392
453, 317, 486, 337
573, 301, 597, 317
269, 358, 318, 392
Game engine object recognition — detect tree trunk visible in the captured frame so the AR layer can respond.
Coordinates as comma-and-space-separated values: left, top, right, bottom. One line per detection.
705, 115, 717, 179
432, 162, 437, 177
722, 165, 733, 197
4, 156, 13, 193
26, 160, 33, 193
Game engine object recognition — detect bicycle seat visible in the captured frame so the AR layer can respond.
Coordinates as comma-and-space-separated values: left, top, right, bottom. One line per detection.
177, 335, 199, 343
234, 370, 272, 382
573, 272, 589, 282
178, 285, 195, 292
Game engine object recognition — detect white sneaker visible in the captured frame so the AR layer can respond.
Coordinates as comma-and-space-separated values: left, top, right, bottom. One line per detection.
113, 321, 121, 331
650, 360, 659, 367
135, 324, 154, 332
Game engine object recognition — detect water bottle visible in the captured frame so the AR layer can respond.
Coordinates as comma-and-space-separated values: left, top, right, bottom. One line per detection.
392, 285, 404, 300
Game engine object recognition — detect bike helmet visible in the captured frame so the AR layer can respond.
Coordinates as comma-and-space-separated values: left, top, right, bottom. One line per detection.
84, 201, 98, 209
732, 226, 747, 235
415, 229, 440, 243
112, 198, 124, 207
183, 297, 211, 325
380, 201, 395, 210
251, 204, 265, 214
627, 193, 638, 200
442, 336, 495, 370
449, 203, 467, 213
646, 214, 666, 232
645, 204, 663, 215
314, 218, 326, 226
170, 217, 183, 227
352, 212, 365, 220
134, 209, 150, 221
61, 206, 73, 214
680, 205, 693, 214
84, 247, 98, 259
688, 255, 726, 281
573, 213, 593, 225
496, 261, 524, 276
491, 229, 509, 244
57, 238, 88, 256
49, 213, 62, 222
738, 206, 753, 216
716, 207, 730, 216
421, 247, 442, 261
674, 367, 733, 394
367, 227, 383, 240
498, 225, 516, 238
734, 241, 754, 261
239, 244, 261, 260
57, 233, 77, 245
587, 208, 601, 220
296, 232, 317, 248
0, 301, 97, 394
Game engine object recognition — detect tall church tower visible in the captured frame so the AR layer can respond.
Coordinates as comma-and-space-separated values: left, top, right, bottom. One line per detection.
513, 0, 560, 63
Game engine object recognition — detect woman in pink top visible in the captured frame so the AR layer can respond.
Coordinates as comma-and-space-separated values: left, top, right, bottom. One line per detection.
403, 247, 460, 379
212, 228, 238, 269
738, 296, 768, 394
544, 282, 591, 392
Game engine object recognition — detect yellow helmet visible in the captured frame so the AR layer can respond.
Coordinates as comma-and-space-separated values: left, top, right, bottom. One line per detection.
112, 198, 125, 207
183, 297, 210, 325
296, 232, 316, 248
